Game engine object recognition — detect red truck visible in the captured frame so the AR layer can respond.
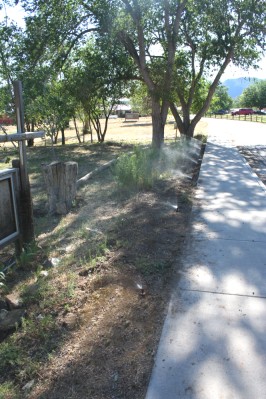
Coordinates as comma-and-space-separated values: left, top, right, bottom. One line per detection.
0, 116, 14, 125
231, 108, 254, 116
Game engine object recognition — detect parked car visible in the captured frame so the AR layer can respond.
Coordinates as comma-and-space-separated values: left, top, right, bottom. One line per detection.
231, 108, 254, 116
253, 110, 266, 115
213, 109, 228, 115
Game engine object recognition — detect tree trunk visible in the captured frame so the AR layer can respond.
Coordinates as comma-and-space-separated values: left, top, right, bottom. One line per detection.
170, 102, 196, 138
151, 96, 168, 149
73, 115, 81, 143
42, 161, 78, 215
61, 128, 65, 145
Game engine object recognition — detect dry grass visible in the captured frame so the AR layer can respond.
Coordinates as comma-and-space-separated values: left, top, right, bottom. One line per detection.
0, 116, 208, 150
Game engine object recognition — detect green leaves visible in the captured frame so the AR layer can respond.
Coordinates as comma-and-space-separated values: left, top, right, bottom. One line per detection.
240, 80, 266, 109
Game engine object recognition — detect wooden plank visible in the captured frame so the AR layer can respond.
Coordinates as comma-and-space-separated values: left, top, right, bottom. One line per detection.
0, 131, 45, 143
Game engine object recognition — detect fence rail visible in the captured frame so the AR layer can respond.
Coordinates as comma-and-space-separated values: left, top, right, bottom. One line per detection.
206, 113, 266, 124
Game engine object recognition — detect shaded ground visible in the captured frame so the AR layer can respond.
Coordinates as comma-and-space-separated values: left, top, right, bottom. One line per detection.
238, 145, 266, 186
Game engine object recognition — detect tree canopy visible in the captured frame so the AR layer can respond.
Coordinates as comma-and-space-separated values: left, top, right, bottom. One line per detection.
210, 85, 233, 112
1, 0, 265, 147
240, 80, 266, 109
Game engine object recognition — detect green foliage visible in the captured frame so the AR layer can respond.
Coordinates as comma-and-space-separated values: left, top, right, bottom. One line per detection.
21, 314, 56, 342
0, 381, 19, 399
1, 0, 265, 144
136, 257, 171, 276
130, 82, 152, 115
0, 340, 23, 374
210, 84, 233, 112
113, 146, 161, 190
17, 242, 39, 269
64, 40, 133, 143
240, 80, 266, 109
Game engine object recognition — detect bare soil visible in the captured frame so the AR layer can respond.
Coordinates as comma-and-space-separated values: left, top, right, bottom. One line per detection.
29, 157, 201, 399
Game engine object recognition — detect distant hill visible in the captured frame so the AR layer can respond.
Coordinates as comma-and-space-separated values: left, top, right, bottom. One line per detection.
222, 77, 262, 98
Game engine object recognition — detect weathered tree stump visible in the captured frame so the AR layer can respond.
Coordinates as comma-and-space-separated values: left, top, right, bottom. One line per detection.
42, 161, 78, 215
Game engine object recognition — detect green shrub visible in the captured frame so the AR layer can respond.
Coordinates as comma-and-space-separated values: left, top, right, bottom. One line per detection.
0, 381, 19, 399
113, 146, 161, 190
0, 341, 23, 374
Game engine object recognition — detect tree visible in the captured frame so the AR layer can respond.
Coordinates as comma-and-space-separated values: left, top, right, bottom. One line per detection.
64, 41, 133, 143
130, 82, 152, 116
240, 80, 266, 109
15, 0, 266, 147
0, 21, 24, 113
210, 85, 233, 112
102, 0, 265, 145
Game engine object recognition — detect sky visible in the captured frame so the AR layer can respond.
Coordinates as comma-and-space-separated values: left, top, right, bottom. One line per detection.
221, 58, 266, 81
1, 3, 265, 82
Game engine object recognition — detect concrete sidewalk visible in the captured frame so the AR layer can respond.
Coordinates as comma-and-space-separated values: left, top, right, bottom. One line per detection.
145, 132, 266, 399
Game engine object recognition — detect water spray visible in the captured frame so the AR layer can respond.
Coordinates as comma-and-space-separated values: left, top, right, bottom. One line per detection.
136, 283, 146, 297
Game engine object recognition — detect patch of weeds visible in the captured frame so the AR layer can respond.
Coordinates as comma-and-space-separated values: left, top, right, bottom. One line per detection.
136, 257, 171, 276
73, 224, 89, 240
0, 340, 24, 375
20, 278, 51, 307
66, 273, 77, 298
194, 133, 207, 143
85, 237, 108, 262
0, 315, 58, 389
178, 191, 193, 207
21, 314, 56, 342
0, 381, 19, 399
17, 242, 39, 270
113, 146, 162, 190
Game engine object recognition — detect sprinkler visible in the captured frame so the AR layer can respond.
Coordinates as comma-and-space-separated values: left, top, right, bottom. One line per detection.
136, 283, 146, 297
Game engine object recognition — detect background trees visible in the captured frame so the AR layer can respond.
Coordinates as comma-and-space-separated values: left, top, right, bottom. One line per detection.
210, 85, 233, 113
103, 0, 265, 145
64, 40, 133, 143
1, 0, 265, 148
240, 80, 266, 110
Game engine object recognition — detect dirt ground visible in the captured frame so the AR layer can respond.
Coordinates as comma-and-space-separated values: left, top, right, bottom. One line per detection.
237, 146, 266, 186
28, 152, 201, 399
0, 122, 204, 399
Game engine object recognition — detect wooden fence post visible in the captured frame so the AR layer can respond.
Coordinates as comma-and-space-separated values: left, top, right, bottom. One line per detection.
13, 81, 35, 246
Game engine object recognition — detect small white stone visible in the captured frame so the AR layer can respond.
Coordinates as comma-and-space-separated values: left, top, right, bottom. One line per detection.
39, 270, 49, 277
22, 379, 35, 391
50, 257, 60, 267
